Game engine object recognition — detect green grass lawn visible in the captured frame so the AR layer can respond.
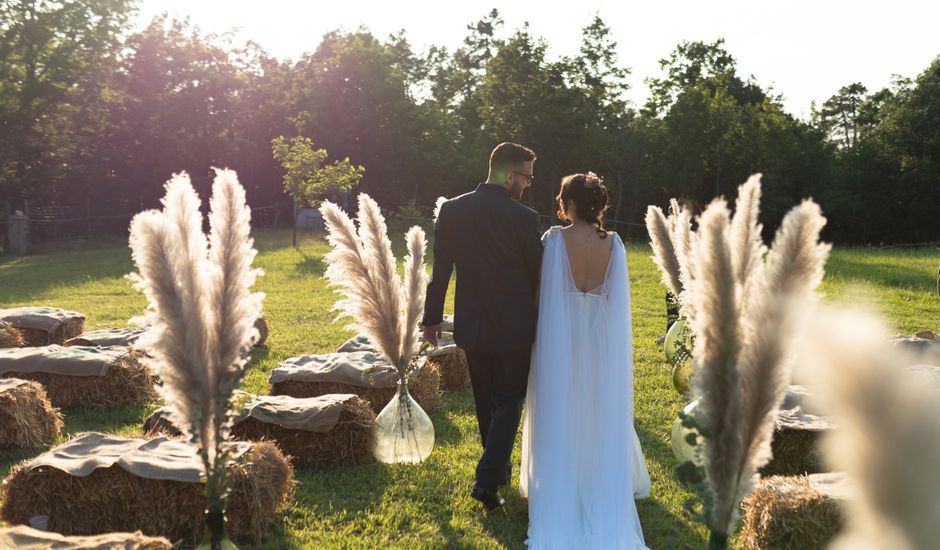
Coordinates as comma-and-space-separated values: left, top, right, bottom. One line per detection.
1, 229, 937, 549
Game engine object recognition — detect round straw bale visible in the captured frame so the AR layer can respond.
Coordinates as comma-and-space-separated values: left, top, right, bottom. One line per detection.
0, 379, 62, 448
0, 351, 157, 408
0, 441, 294, 546
0, 322, 24, 349
269, 362, 441, 413
741, 475, 846, 550
231, 396, 375, 466
253, 316, 269, 348
426, 347, 470, 390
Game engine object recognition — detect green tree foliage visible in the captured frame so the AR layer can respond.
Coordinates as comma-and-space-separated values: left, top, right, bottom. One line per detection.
1, 6, 937, 245
271, 135, 363, 207
0, 0, 136, 211
819, 82, 868, 149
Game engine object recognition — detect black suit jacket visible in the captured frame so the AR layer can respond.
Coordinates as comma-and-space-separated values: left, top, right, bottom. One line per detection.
422, 183, 543, 353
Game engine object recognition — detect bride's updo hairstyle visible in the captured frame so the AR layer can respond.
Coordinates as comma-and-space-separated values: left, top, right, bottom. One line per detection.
556, 172, 610, 239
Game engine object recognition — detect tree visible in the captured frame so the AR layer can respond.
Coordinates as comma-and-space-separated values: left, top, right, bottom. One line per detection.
819, 83, 868, 149
0, 0, 135, 212
271, 135, 363, 246
292, 30, 424, 206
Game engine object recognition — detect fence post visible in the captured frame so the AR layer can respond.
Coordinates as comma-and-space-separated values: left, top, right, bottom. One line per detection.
86, 199, 92, 240
7, 211, 28, 255
292, 202, 298, 248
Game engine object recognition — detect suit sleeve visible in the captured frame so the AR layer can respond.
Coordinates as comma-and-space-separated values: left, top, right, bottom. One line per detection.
422, 202, 454, 327
523, 209, 543, 293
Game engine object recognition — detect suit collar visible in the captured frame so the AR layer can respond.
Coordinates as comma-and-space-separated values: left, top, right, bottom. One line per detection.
476, 183, 510, 197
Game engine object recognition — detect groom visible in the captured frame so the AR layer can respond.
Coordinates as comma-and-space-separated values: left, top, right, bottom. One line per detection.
422, 142, 543, 510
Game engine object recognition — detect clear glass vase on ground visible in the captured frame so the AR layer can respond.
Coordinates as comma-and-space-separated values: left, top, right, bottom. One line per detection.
373, 378, 434, 464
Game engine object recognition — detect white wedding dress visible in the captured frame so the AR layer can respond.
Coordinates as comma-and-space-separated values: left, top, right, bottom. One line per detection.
520, 227, 650, 549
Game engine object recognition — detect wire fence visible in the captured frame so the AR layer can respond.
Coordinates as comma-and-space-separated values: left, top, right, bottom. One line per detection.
3, 199, 938, 254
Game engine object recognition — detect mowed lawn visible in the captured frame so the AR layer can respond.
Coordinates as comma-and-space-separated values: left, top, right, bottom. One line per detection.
1, 229, 937, 549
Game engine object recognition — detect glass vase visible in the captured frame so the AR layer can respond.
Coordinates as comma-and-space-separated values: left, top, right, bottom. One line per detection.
373, 378, 435, 464
195, 508, 238, 550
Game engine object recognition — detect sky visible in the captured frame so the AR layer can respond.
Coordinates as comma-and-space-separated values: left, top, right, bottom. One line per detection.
136, 0, 940, 119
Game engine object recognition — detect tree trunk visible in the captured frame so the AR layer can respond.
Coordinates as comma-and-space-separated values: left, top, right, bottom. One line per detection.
292, 203, 298, 248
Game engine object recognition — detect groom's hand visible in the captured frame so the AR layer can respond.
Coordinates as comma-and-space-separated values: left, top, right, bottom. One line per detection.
422, 324, 442, 347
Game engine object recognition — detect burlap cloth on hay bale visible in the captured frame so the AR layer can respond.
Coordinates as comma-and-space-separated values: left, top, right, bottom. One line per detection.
145, 393, 375, 465
338, 331, 470, 390
65, 318, 267, 349
269, 351, 441, 412
0, 345, 156, 408
65, 327, 149, 348
0, 432, 294, 545
0, 377, 62, 449
0, 525, 172, 550
0, 307, 85, 346
742, 473, 853, 550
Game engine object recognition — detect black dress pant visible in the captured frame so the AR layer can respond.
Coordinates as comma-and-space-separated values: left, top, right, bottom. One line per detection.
464, 347, 531, 491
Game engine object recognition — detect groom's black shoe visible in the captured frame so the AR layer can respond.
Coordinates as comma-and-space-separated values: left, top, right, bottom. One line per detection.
470, 486, 505, 511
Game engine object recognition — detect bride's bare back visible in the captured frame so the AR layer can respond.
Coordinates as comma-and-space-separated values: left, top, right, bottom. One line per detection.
560, 225, 613, 293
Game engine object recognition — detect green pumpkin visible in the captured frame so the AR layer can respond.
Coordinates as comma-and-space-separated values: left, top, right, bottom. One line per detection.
671, 398, 703, 465
671, 356, 694, 396
663, 317, 692, 363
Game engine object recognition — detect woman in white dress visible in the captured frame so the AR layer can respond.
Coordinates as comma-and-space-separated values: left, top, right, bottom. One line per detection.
520, 172, 650, 549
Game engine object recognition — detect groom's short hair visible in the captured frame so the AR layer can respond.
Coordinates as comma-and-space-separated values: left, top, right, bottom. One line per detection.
489, 142, 537, 172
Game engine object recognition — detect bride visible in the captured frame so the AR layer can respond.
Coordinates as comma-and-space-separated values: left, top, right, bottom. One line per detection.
520, 172, 651, 549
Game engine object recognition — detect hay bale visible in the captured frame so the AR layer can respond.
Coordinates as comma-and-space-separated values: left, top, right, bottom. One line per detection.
761, 385, 836, 476
339, 332, 469, 391
231, 394, 375, 466
0, 307, 85, 346
742, 473, 851, 550
426, 346, 470, 390
0, 433, 294, 546
253, 316, 269, 347
146, 394, 377, 466
269, 351, 441, 413
0, 525, 172, 549
0, 378, 62, 449
0, 321, 24, 349
0, 346, 156, 408
762, 409, 834, 476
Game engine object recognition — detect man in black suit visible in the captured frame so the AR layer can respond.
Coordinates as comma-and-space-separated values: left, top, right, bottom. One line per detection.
422, 142, 542, 510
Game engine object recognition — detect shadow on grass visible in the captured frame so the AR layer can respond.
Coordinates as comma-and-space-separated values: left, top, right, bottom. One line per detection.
637, 495, 706, 548
0, 244, 135, 304
294, 255, 326, 277
637, 423, 678, 472
827, 255, 938, 291
61, 402, 153, 436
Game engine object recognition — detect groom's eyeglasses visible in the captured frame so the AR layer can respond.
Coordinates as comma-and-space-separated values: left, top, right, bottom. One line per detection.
510, 170, 535, 185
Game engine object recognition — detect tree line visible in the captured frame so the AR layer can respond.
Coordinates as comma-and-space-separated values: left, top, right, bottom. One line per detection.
1, 2, 938, 244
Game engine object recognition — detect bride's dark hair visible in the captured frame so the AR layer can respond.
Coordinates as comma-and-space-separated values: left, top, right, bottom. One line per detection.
556, 172, 610, 239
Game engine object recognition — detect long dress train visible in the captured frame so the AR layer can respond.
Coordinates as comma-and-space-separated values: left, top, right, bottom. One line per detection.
520, 227, 650, 549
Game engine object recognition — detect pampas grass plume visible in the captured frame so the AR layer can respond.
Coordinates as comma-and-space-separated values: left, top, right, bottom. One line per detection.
801, 308, 940, 550
320, 194, 427, 374
129, 169, 263, 475
687, 175, 830, 539
646, 205, 683, 297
